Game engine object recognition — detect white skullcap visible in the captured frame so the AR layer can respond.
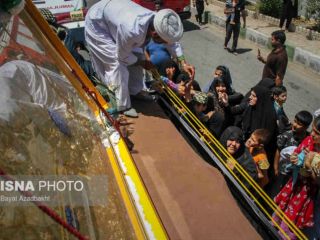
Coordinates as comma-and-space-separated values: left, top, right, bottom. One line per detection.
153, 9, 183, 44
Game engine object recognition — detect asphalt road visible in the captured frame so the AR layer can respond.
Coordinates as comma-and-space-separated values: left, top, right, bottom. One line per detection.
180, 19, 320, 120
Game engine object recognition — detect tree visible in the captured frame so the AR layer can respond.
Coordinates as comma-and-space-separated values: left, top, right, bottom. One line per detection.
259, 0, 282, 18
306, 0, 320, 31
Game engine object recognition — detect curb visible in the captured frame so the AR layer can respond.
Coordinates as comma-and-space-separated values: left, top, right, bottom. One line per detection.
205, 11, 320, 75
210, 0, 320, 41
294, 47, 320, 73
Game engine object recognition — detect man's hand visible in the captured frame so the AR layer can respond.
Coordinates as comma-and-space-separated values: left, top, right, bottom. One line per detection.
257, 48, 265, 63
182, 63, 195, 80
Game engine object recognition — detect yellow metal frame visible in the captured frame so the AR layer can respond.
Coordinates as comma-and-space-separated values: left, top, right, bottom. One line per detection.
107, 140, 168, 240
22, 0, 168, 239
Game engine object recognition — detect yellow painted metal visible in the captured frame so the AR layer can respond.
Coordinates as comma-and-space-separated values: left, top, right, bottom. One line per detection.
116, 139, 169, 240
106, 146, 147, 240
22, 0, 169, 239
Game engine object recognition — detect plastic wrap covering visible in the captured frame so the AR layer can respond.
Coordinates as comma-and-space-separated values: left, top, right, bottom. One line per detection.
0, 60, 135, 239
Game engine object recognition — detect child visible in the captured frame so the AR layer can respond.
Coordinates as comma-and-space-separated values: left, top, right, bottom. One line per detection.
176, 71, 202, 92
272, 85, 291, 134
145, 39, 171, 70
273, 116, 320, 239
158, 59, 181, 83
274, 110, 313, 177
245, 129, 270, 187
225, 0, 238, 25
185, 91, 224, 137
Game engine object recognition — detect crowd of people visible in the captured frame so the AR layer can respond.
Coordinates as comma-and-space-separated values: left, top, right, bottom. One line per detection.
47, 0, 319, 238
157, 47, 319, 240
154, 31, 319, 239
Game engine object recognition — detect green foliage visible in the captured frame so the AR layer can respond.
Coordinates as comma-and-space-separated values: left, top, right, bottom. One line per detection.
259, 0, 282, 18
306, 0, 320, 31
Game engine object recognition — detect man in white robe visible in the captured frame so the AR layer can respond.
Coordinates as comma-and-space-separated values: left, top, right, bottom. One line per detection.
85, 0, 194, 117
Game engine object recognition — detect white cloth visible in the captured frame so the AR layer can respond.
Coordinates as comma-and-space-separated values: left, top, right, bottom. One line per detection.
314, 108, 320, 118
153, 9, 183, 44
279, 146, 297, 174
84, 0, 184, 111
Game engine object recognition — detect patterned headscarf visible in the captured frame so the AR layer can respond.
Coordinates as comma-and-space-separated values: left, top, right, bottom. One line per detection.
193, 91, 208, 104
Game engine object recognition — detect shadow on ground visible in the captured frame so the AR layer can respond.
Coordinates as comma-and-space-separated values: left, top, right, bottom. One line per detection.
183, 20, 201, 32
132, 97, 168, 119
236, 48, 253, 54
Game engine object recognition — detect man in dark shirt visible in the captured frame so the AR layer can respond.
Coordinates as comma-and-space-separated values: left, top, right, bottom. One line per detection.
224, 0, 244, 55
257, 30, 288, 86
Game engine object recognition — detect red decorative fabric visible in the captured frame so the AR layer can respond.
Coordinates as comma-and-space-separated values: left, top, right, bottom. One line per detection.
294, 136, 314, 154
274, 177, 317, 229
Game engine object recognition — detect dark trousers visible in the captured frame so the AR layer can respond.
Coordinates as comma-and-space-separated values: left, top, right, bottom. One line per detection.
196, 1, 204, 23
279, 8, 293, 29
224, 22, 240, 51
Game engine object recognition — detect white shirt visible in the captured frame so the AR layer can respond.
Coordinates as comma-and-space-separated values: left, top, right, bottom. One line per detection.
86, 0, 183, 66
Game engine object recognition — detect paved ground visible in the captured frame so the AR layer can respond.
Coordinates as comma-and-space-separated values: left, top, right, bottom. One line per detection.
181, 17, 320, 121
206, 1, 320, 74
206, 2, 320, 55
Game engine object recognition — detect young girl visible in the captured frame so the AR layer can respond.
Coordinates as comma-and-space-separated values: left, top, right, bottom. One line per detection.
204, 65, 233, 93
273, 116, 320, 239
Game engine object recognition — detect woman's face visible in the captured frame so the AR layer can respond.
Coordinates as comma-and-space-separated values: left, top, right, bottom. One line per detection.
215, 83, 227, 94
213, 69, 223, 78
166, 67, 176, 80
311, 123, 320, 144
226, 139, 241, 155
249, 90, 258, 106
